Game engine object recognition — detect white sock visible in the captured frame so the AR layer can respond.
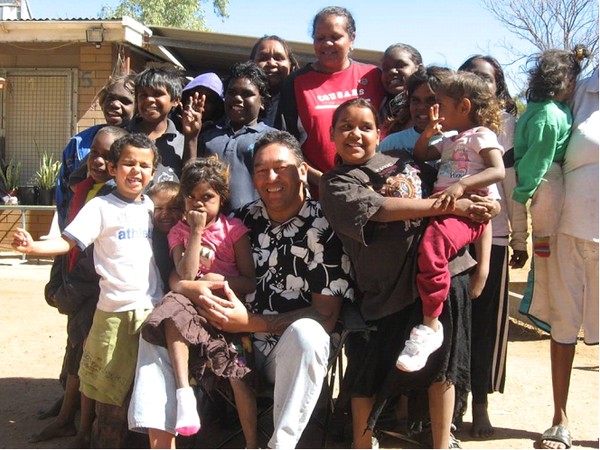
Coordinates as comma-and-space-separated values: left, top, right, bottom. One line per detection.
175, 387, 201, 436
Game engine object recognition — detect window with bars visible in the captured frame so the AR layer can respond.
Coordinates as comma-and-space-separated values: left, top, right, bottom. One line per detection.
2, 69, 75, 185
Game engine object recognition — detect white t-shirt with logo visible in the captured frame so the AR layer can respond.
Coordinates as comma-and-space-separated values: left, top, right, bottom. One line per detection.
63, 192, 164, 312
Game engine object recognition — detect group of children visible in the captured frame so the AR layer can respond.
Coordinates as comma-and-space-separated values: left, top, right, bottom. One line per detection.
11, 25, 591, 449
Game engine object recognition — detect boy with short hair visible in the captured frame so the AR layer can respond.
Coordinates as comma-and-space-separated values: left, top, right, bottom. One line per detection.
185, 61, 275, 210
12, 133, 164, 447
128, 67, 185, 184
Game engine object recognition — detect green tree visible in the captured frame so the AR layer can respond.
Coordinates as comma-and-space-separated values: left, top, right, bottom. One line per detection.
100, 0, 229, 30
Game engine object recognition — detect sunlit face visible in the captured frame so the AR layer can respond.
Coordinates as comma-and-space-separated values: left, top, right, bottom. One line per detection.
136, 85, 178, 124
225, 77, 263, 131
108, 145, 156, 201
463, 59, 497, 96
151, 190, 181, 234
253, 143, 308, 223
87, 132, 113, 184
381, 48, 419, 96
410, 84, 437, 133
253, 39, 293, 94
435, 93, 463, 131
312, 14, 354, 73
102, 81, 135, 127
183, 181, 221, 227
331, 105, 380, 165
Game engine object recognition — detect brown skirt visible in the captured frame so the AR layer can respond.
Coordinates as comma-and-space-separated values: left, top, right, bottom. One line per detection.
141, 292, 252, 382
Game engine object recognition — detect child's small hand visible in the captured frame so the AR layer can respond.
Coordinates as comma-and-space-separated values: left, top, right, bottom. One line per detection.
186, 209, 207, 230
11, 228, 33, 253
424, 104, 444, 138
430, 182, 465, 210
181, 93, 205, 138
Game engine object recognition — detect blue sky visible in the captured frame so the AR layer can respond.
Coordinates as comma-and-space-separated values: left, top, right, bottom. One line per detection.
26, 0, 536, 93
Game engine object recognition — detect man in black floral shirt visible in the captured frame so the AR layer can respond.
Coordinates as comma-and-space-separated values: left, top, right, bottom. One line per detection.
172, 130, 354, 448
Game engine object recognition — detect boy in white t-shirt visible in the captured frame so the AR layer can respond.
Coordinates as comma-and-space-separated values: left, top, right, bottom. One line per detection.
12, 133, 164, 446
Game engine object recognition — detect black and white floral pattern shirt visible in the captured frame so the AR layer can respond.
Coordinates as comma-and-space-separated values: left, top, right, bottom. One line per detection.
233, 194, 354, 358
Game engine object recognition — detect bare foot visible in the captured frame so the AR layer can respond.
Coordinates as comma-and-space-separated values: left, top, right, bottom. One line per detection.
65, 432, 91, 449
36, 395, 63, 420
29, 420, 77, 443
470, 403, 494, 438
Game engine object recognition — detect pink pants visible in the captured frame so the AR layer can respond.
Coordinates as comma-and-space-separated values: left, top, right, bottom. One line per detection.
417, 216, 486, 317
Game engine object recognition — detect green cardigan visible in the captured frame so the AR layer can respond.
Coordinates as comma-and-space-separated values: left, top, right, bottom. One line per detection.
512, 100, 572, 204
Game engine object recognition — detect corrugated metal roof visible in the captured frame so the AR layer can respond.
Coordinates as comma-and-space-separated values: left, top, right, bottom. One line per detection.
0, 18, 383, 76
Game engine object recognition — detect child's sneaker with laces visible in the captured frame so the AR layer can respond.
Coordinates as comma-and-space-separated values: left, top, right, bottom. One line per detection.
396, 323, 444, 372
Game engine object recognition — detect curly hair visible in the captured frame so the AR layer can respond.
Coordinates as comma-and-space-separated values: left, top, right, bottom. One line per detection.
459, 55, 517, 116
526, 46, 589, 102
179, 156, 230, 210
437, 71, 503, 134
107, 133, 160, 167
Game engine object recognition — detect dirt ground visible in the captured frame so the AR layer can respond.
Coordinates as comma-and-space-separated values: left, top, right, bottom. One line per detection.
0, 257, 598, 449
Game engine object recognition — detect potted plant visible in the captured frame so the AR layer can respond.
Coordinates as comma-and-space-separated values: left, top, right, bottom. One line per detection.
0, 158, 22, 204
36, 152, 61, 205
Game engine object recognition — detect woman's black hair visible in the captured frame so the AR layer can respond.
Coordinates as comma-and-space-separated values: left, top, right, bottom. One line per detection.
312, 6, 356, 38
250, 35, 300, 73
459, 55, 517, 115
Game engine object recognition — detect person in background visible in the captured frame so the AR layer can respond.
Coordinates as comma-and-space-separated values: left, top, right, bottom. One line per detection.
276, 5, 385, 194
525, 63, 598, 450
454, 54, 529, 438
56, 74, 135, 230
250, 35, 299, 127
379, 43, 423, 137
378, 65, 451, 155
175, 72, 225, 141
147, 180, 182, 289
189, 62, 276, 210
512, 47, 588, 258
128, 67, 185, 184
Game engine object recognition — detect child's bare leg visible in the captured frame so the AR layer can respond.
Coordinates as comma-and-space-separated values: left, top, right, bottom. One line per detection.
428, 381, 454, 449
230, 378, 257, 448
423, 315, 440, 331
470, 225, 491, 299
66, 393, 95, 448
29, 373, 78, 442
149, 428, 176, 449
164, 319, 200, 436
350, 396, 375, 448
165, 319, 190, 389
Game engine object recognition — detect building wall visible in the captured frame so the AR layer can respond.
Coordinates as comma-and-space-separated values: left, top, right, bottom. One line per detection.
0, 39, 153, 248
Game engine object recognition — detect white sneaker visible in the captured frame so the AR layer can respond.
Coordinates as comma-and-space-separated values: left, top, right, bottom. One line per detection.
396, 323, 444, 372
